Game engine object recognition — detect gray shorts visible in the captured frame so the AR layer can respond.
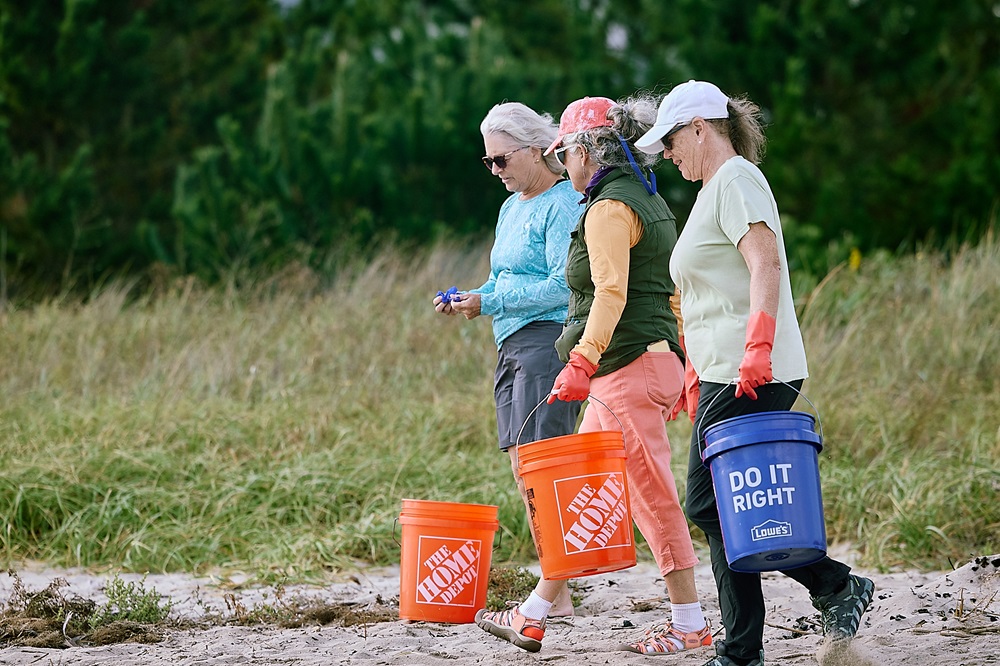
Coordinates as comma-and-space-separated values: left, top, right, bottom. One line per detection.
494, 321, 580, 450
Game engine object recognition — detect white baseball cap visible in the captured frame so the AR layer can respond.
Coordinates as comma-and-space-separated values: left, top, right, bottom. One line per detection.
635, 80, 730, 154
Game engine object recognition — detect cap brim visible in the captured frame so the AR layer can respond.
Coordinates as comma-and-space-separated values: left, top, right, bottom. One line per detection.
543, 135, 563, 156
635, 124, 669, 154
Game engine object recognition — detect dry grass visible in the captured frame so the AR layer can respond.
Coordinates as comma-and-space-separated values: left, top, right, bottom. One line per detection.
0, 233, 997, 579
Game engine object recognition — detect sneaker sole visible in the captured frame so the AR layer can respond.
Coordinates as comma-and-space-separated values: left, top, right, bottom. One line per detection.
476, 616, 542, 653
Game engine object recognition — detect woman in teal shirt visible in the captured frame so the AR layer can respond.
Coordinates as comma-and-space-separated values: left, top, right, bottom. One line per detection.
433, 101, 582, 616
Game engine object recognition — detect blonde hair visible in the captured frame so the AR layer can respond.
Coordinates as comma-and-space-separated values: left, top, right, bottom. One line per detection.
708, 94, 767, 165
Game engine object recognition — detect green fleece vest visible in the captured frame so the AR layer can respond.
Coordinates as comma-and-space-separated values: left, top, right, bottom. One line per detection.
555, 168, 681, 377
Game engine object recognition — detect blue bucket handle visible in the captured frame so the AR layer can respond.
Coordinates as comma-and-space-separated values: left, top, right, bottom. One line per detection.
694, 379, 824, 449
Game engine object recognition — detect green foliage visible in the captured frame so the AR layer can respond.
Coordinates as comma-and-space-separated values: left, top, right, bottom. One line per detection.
88, 574, 172, 630
631, 0, 1000, 256
485, 566, 540, 611
2, 1, 998, 291
0, 0, 281, 291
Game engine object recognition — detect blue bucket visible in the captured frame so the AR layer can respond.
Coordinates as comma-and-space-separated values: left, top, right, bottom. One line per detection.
702, 411, 827, 572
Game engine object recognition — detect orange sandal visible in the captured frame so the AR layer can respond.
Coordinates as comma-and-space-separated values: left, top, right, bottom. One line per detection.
619, 621, 712, 655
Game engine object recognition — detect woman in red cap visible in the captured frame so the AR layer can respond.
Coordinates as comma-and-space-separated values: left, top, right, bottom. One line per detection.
635, 80, 875, 666
475, 94, 710, 657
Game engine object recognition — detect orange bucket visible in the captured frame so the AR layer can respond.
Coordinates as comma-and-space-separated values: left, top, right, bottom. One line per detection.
398, 499, 499, 623
517, 431, 636, 579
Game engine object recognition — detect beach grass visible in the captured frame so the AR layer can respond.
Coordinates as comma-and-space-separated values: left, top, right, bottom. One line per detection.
0, 233, 997, 581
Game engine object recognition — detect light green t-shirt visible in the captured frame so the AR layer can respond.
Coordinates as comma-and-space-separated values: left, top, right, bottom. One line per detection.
669, 156, 808, 384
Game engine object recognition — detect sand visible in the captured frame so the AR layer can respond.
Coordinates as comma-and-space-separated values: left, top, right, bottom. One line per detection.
1, 547, 998, 666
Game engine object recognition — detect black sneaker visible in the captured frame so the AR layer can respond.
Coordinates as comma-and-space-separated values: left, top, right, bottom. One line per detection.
701, 642, 764, 666
701, 657, 763, 666
811, 574, 875, 640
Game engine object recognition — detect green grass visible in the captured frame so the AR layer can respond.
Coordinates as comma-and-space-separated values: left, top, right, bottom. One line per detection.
0, 232, 997, 580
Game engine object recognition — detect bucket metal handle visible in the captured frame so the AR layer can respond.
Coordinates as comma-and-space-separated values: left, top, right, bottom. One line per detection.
695, 379, 824, 452
513, 394, 624, 472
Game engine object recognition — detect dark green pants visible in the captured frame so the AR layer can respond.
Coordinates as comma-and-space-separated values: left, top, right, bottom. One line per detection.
685, 381, 851, 662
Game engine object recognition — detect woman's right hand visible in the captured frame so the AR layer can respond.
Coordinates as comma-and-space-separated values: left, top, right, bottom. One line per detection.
433, 293, 456, 315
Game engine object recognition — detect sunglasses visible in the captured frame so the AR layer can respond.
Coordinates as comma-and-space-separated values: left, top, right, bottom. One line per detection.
482, 145, 529, 170
662, 123, 690, 151
554, 145, 577, 166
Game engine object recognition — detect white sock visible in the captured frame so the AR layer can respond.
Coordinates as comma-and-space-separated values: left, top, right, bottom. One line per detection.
670, 601, 707, 633
519, 591, 553, 621
652, 602, 707, 650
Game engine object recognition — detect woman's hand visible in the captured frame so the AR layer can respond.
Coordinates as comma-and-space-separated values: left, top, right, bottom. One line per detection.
450, 292, 482, 320
547, 352, 598, 403
433, 291, 457, 315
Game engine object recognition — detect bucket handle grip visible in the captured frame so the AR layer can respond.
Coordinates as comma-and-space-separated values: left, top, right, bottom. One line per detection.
695, 379, 823, 451
392, 517, 503, 551
513, 394, 623, 471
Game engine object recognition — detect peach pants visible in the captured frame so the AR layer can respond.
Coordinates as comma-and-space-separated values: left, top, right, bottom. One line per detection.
579, 350, 698, 576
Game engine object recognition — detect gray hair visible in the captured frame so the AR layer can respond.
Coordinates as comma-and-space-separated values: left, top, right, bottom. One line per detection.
480, 102, 563, 175
563, 93, 662, 171
708, 94, 767, 165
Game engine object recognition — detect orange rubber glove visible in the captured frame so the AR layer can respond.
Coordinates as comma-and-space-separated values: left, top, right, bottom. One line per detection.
547, 352, 598, 404
735, 311, 776, 400
668, 336, 700, 424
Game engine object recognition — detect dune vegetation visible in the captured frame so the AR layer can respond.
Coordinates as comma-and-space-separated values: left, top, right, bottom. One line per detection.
0, 233, 997, 581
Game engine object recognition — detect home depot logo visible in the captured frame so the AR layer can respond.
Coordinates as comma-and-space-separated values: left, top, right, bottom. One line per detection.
750, 519, 792, 542
556, 472, 630, 554
414, 537, 482, 606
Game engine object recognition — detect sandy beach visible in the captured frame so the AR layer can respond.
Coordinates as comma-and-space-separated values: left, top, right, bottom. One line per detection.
2, 547, 998, 666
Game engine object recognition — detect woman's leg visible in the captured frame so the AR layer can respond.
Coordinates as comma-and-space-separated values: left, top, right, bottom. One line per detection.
479, 323, 579, 652
585, 352, 700, 590
586, 352, 710, 654
686, 380, 802, 663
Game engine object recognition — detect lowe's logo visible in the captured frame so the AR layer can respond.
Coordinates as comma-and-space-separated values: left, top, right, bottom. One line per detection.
750, 519, 792, 541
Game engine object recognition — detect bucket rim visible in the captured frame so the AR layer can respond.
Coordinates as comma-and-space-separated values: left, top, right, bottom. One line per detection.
400, 498, 499, 512
703, 432, 822, 464
517, 430, 624, 450
703, 410, 817, 436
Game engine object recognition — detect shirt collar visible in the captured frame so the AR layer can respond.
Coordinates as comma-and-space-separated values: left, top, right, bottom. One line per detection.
580, 166, 616, 204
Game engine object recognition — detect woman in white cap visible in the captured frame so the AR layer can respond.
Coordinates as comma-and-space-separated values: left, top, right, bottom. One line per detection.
475, 94, 711, 657
635, 80, 875, 666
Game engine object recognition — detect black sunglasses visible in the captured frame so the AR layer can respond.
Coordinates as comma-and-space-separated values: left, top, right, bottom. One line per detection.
662, 123, 690, 151
482, 145, 529, 170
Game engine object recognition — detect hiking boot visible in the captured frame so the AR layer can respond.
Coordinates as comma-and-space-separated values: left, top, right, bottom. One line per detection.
811, 574, 875, 640
475, 606, 545, 653
618, 621, 712, 654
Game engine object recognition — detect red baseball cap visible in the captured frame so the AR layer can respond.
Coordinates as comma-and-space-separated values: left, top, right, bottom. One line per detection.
543, 97, 616, 155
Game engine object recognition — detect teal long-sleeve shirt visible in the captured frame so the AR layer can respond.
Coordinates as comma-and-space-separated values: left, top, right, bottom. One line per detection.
472, 179, 582, 349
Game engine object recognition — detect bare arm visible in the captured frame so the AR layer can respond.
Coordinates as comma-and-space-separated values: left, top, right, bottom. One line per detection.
737, 222, 780, 318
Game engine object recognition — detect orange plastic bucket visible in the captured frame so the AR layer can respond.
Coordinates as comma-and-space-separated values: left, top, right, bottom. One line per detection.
517, 431, 636, 579
398, 499, 499, 623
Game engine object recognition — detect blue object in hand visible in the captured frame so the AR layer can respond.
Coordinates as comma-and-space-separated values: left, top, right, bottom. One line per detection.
436, 286, 460, 303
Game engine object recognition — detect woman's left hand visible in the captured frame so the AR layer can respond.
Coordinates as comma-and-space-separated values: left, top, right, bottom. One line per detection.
735, 311, 776, 399
450, 292, 482, 320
